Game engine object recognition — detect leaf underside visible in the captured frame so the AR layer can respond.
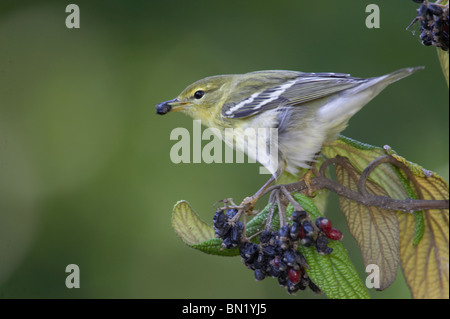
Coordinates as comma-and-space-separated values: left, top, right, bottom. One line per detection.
172, 200, 215, 246
323, 136, 449, 298
334, 158, 400, 290
393, 155, 449, 299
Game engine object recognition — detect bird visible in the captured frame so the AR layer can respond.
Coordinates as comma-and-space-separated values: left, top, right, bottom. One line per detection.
156, 67, 423, 208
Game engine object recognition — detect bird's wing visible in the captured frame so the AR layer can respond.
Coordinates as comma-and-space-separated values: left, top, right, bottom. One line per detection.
221, 73, 367, 119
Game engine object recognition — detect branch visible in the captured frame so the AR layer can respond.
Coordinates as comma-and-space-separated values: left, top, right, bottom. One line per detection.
264, 155, 449, 213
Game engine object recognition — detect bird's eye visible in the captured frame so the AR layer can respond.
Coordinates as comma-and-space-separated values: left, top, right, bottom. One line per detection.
194, 90, 205, 99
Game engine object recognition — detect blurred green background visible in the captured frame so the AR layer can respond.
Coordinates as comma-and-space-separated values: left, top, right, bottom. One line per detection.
0, 0, 448, 299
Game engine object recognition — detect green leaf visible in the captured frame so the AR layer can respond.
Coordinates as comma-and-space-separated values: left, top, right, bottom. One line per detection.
172, 200, 215, 245
393, 164, 425, 246
172, 200, 239, 256
288, 194, 370, 299
290, 193, 322, 218
299, 241, 370, 299
189, 238, 239, 256
412, 211, 425, 246
245, 202, 274, 236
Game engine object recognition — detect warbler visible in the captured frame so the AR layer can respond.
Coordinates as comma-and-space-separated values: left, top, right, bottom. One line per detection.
156, 67, 422, 187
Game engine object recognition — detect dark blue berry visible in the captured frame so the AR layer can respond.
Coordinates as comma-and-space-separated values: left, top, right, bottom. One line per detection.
302, 221, 314, 236
301, 237, 314, 247
287, 281, 299, 294
226, 208, 238, 219
309, 280, 321, 293
428, 3, 443, 16
222, 237, 234, 249
291, 210, 307, 223
259, 230, 272, 244
282, 250, 297, 267
290, 222, 301, 240
295, 252, 308, 268
239, 242, 259, 263
298, 277, 309, 290
262, 245, 276, 257
315, 234, 331, 254
229, 222, 244, 245
279, 225, 290, 240
277, 271, 288, 287
213, 210, 227, 229
254, 269, 266, 281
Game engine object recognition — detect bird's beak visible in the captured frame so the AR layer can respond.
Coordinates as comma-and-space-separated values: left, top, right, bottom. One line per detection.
156, 98, 188, 115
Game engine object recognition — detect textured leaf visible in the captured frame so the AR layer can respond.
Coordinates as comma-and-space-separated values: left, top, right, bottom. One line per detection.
391, 154, 449, 299
172, 200, 214, 243
299, 241, 370, 299
323, 136, 409, 200
172, 200, 240, 256
289, 194, 370, 299
391, 153, 449, 204
245, 202, 273, 236
324, 137, 449, 298
335, 159, 399, 290
397, 211, 449, 299
189, 238, 239, 256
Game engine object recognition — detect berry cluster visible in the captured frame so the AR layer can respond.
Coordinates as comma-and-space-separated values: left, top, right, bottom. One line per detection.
239, 227, 319, 295
412, 1, 449, 51
213, 209, 244, 249
213, 208, 343, 295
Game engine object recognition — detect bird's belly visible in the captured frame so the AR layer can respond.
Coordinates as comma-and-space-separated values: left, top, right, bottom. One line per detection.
225, 111, 281, 175
278, 120, 330, 175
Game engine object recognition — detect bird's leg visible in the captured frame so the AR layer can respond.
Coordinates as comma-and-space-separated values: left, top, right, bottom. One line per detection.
298, 151, 322, 196
240, 175, 277, 213
239, 156, 288, 214
302, 170, 314, 197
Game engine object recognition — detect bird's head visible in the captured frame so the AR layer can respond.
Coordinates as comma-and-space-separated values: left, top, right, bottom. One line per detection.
156, 74, 236, 127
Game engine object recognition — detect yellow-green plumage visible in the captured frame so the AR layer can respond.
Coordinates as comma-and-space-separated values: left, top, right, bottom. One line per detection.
156, 67, 422, 177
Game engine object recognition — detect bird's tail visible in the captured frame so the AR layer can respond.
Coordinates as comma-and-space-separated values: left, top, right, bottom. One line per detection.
352, 66, 424, 95
379, 66, 425, 85
346, 66, 424, 99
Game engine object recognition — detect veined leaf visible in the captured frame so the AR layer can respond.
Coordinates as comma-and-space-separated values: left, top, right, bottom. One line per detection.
245, 202, 273, 236
288, 194, 370, 299
335, 159, 400, 290
172, 200, 240, 256
299, 241, 370, 299
390, 154, 449, 299
172, 200, 215, 245
391, 153, 449, 206
189, 238, 239, 256
323, 136, 408, 200
290, 193, 322, 218
323, 137, 449, 298
172, 200, 272, 256
397, 210, 449, 299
